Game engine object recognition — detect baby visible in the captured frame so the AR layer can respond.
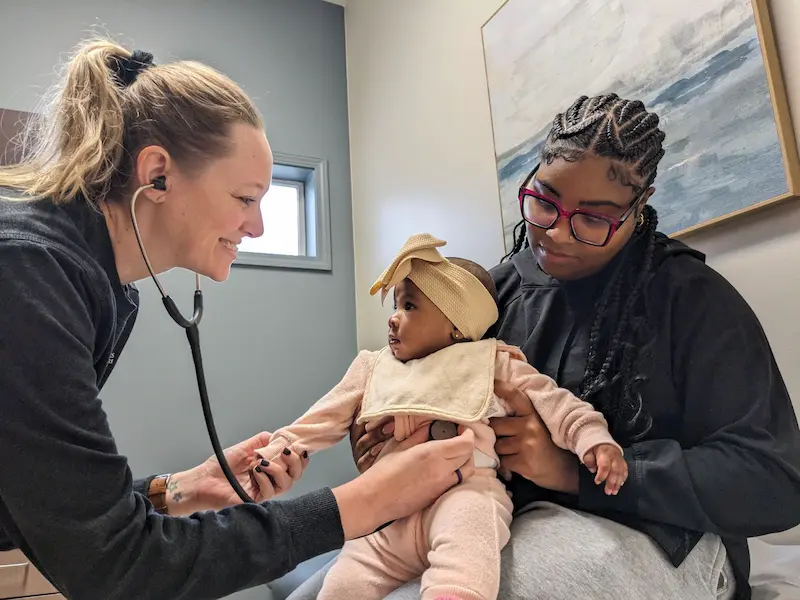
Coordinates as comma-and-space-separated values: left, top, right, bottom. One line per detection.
253, 233, 627, 600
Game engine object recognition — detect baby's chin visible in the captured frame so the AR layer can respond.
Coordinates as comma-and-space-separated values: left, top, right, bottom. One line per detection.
389, 343, 424, 363
389, 345, 411, 362
389, 343, 449, 363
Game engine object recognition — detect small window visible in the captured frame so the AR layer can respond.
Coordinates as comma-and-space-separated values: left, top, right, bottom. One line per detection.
238, 179, 306, 257
234, 152, 331, 271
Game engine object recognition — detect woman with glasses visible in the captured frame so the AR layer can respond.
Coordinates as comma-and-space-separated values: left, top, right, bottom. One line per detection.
296, 94, 800, 600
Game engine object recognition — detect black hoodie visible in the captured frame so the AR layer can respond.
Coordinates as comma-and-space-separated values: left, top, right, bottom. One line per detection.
488, 234, 800, 600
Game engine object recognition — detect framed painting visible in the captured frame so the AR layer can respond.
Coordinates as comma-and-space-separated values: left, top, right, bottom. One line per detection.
482, 0, 800, 250
0, 109, 31, 166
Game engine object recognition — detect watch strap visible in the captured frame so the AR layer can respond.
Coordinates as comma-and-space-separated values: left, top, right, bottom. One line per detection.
147, 473, 171, 515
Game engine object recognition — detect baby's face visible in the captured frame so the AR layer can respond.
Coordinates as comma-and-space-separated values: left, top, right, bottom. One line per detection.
388, 279, 456, 362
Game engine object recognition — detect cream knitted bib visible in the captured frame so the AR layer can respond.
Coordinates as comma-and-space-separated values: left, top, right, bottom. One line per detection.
357, 339, 498, 425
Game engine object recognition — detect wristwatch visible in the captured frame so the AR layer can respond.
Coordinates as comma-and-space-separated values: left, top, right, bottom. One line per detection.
147, 474, 171, 515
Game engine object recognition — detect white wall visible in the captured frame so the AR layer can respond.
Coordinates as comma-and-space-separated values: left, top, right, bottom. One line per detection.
345, 1, 507, 351
344, 0, 800, 425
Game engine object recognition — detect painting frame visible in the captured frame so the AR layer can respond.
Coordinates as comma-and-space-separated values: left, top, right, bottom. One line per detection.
481, 0, 800, 248
0, 108, 31, 167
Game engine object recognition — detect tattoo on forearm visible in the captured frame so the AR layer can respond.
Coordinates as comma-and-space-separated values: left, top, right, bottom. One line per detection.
167, 478, 182, 503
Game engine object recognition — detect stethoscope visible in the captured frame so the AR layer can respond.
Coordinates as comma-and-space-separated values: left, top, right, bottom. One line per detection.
129, 177, 463, 514
130, 176, 256, 505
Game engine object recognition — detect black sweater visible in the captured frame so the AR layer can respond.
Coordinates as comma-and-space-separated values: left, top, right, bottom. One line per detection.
488, 236, 800, 600
0, 192, 344, 599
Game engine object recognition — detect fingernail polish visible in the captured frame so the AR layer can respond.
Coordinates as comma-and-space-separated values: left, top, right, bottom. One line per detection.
261, 460, 269, 467
382, 423, 394, 435
283, 448, 291, 456
255, 466, 262, 473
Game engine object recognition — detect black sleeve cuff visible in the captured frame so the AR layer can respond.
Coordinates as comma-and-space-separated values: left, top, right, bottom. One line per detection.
133, 476, 155, 497
275, 487, 345, 565
577, 446, 639, 516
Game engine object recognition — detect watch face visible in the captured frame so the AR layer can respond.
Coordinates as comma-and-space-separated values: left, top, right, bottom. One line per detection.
429, 420, 458, 441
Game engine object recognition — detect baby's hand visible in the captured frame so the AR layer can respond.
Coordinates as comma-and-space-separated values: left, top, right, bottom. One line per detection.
582, 444, 627, 496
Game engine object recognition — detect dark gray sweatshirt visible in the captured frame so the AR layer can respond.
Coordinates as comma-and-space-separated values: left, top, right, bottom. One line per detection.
0, 191, 345, 599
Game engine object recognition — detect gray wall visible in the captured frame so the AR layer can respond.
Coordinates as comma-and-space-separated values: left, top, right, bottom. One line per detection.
0, 1, 356, 597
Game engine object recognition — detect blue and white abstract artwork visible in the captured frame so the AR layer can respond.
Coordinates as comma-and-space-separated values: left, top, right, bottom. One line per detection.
482, 0, 788, 249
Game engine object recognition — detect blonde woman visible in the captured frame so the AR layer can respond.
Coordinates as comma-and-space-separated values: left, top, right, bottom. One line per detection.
0, 40, 475, 600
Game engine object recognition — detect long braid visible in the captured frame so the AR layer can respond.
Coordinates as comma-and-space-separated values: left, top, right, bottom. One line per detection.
582, 258, 626, 381
504, 93, 666, 442
501, 219, 528, 263
582, 206, 658, 439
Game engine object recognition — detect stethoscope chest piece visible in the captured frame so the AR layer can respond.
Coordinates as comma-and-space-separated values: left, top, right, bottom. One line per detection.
429, 420, 458, 441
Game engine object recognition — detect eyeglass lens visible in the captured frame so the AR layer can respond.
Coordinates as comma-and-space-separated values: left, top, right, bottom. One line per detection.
523, 195, 613, 246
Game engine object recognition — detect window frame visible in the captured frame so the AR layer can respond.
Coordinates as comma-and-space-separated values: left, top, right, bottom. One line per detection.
233, 152, 332, 271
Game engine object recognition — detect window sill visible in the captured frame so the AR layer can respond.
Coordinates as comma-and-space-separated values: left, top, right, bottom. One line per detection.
234, 251, 331, 272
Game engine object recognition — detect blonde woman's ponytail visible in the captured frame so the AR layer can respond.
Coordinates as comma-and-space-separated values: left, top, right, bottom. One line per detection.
1, 37, 262, 205
1, 40, 130, 204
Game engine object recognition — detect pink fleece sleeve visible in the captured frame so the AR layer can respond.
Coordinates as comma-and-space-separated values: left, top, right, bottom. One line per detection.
496, 351, 622, 461
254, 351, 376, 461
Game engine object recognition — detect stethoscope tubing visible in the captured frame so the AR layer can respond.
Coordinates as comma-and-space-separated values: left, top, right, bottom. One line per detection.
129, 181, 438, 532
130, 182, 255, 505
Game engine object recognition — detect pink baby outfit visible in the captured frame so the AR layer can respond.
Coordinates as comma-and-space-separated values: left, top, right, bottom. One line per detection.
256, 339, 619, 600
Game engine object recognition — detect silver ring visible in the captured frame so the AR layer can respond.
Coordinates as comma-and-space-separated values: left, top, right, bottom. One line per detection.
455, 468, 463, 485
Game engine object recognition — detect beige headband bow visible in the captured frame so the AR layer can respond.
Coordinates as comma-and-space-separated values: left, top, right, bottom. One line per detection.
370, 233, 499, 341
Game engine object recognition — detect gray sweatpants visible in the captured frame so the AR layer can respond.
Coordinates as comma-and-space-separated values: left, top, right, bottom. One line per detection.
287, 502, 735, 600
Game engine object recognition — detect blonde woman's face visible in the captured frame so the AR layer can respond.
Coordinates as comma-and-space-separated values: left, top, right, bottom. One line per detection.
165, 123, 272, 281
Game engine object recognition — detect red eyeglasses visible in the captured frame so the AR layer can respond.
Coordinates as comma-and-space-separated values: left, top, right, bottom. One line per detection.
517, 164, 645, 247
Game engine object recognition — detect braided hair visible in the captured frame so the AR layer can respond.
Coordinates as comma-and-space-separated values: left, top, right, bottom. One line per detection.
501, 219, 529, 263
506, 94, 666, 441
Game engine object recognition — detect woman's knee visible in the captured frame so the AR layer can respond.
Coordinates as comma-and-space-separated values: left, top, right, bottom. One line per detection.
496, 505, 667, 599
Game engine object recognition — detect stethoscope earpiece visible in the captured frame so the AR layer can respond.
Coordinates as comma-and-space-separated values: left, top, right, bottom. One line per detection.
151, 175, 167, 191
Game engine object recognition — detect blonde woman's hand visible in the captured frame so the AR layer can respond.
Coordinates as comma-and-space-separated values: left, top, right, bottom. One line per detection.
334, 426, 476, 540
165, 431, 309, 515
